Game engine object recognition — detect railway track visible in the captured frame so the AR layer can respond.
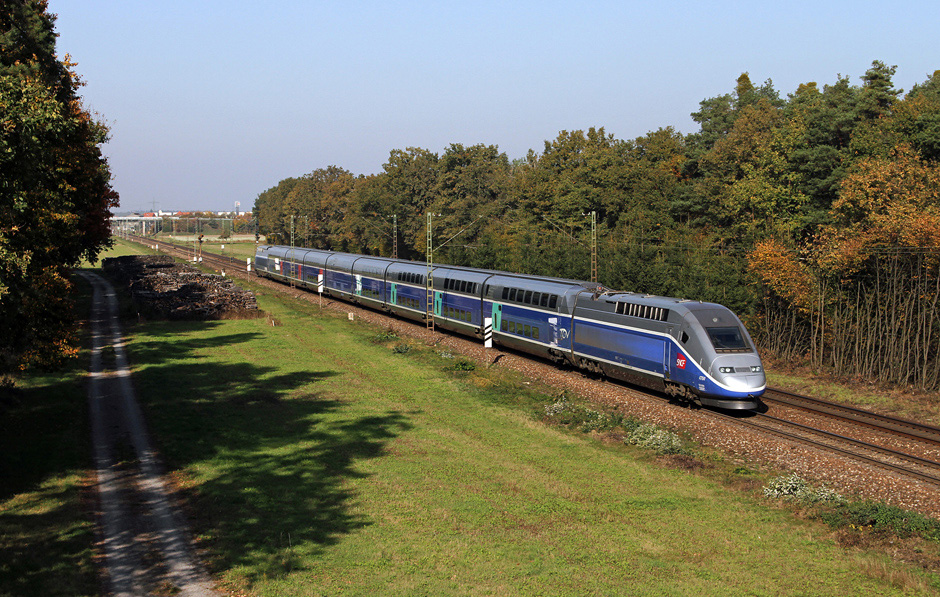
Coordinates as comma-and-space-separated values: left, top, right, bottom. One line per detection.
124, 234, 940, 488
745, 389, 940, 487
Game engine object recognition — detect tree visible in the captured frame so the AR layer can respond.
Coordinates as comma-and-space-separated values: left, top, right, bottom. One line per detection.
431, 143, 509, 263
1, 0, 118, 376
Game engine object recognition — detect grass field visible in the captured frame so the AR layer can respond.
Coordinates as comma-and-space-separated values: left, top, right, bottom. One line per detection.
2, 239, 938, 596
124, 268, 938, 594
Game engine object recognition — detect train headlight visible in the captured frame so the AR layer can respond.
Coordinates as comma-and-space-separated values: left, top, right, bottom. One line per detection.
750, 366, 763, 373
719, 367, 734, 373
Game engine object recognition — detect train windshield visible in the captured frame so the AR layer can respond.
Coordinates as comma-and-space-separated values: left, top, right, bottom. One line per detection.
706, 326, 751, 353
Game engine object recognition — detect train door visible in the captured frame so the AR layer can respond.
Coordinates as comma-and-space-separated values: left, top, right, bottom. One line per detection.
434, 292, 443, 317
663, 326, 673, 380
390, 283, 397, 306
492, 303, 502, 333
355, 274, 363, 296
549, 317, 559, 347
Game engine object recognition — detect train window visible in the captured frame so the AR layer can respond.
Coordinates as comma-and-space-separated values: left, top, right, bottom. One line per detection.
540, 294, 548, 307
461, 280, 468, 293
533, 327, 539, 340
502, 287, 509, 300
706, 327, 750, 353
509, 321, 516, 333
509, 288, 517, 302
464, 310, 471, 322
501, 320, 508, 332
532, 292, 541, 306
680, 331, 689, 344
484, 284, 490, 297
471, 283, 478, 295
523, 290, 532, 304
524, 324, 531, 337
549, 295, 558, 309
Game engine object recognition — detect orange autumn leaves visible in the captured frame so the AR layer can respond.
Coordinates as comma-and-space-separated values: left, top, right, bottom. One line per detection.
750, 144, 940, 313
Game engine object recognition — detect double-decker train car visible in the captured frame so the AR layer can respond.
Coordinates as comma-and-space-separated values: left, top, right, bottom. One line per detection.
254, 245, 765, 410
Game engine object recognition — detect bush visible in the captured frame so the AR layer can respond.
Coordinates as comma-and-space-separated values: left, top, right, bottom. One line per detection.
762, 474, 843, 504
625, 423, 692, 456
392, 343, 411, 354
543, 394, 627, 433
820, 500, 940, 540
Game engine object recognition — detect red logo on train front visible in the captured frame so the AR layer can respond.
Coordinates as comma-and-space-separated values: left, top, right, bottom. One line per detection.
676, 354, 687, 369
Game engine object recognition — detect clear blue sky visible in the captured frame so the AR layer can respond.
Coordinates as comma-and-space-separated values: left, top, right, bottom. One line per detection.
52, 1, 939, 213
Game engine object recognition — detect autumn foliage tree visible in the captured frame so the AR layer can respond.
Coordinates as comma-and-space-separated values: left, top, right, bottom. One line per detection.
0, 1, 118, 376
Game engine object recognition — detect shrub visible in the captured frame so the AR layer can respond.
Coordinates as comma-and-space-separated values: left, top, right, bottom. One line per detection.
392, 343, 411, 354
543, 394, 627, 433
626, 423, 692, 456
762, 474, 843, 504
821, 501, 940, 540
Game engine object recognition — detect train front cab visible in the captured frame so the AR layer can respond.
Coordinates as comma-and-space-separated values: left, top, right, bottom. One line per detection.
676, 304, 765, 410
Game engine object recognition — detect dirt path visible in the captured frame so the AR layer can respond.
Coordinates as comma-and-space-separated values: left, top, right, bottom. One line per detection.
81, 271, 218, 596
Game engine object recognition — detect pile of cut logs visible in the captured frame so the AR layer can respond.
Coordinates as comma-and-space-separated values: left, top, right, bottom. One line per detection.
102, 255, 259, 319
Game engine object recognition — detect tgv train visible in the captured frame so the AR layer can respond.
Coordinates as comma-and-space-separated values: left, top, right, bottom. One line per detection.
254, 245, 766, 410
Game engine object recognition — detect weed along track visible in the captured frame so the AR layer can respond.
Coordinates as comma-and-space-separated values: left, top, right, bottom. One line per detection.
81, 271, 218, 596
133, 236, 940, 521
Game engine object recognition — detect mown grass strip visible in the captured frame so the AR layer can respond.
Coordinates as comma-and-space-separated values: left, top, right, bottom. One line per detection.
122, 277, 939, 596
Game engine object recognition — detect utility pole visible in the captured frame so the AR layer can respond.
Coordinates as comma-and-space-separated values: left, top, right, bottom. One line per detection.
426, 212, 435, 331
392, 214, 398, 260
590, 210, 597, 284
290, 215, 296, 288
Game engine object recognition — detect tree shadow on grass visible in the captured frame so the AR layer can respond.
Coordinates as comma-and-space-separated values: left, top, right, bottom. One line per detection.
0, 370, 98, 596
126, 331, 413, 585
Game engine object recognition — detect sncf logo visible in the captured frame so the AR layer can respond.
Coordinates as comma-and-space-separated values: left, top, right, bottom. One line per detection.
676, 354, 687, 369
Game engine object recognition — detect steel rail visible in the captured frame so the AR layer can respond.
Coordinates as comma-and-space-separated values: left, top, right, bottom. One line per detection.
712, 411, 940, 486
763, 388, 940, 447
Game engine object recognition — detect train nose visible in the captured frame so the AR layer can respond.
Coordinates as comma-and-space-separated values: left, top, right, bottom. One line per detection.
713, 361, 766, 389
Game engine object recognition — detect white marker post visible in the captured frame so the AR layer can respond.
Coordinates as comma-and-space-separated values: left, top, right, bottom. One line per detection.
484, 316, 493, 348
246, 257, 252, 272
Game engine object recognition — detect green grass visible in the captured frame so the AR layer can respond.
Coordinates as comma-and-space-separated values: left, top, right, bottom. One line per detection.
0, 239, 161, 595
0, 278, 98, 596
3, 240, 937, 595
121, 281, 939, 595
